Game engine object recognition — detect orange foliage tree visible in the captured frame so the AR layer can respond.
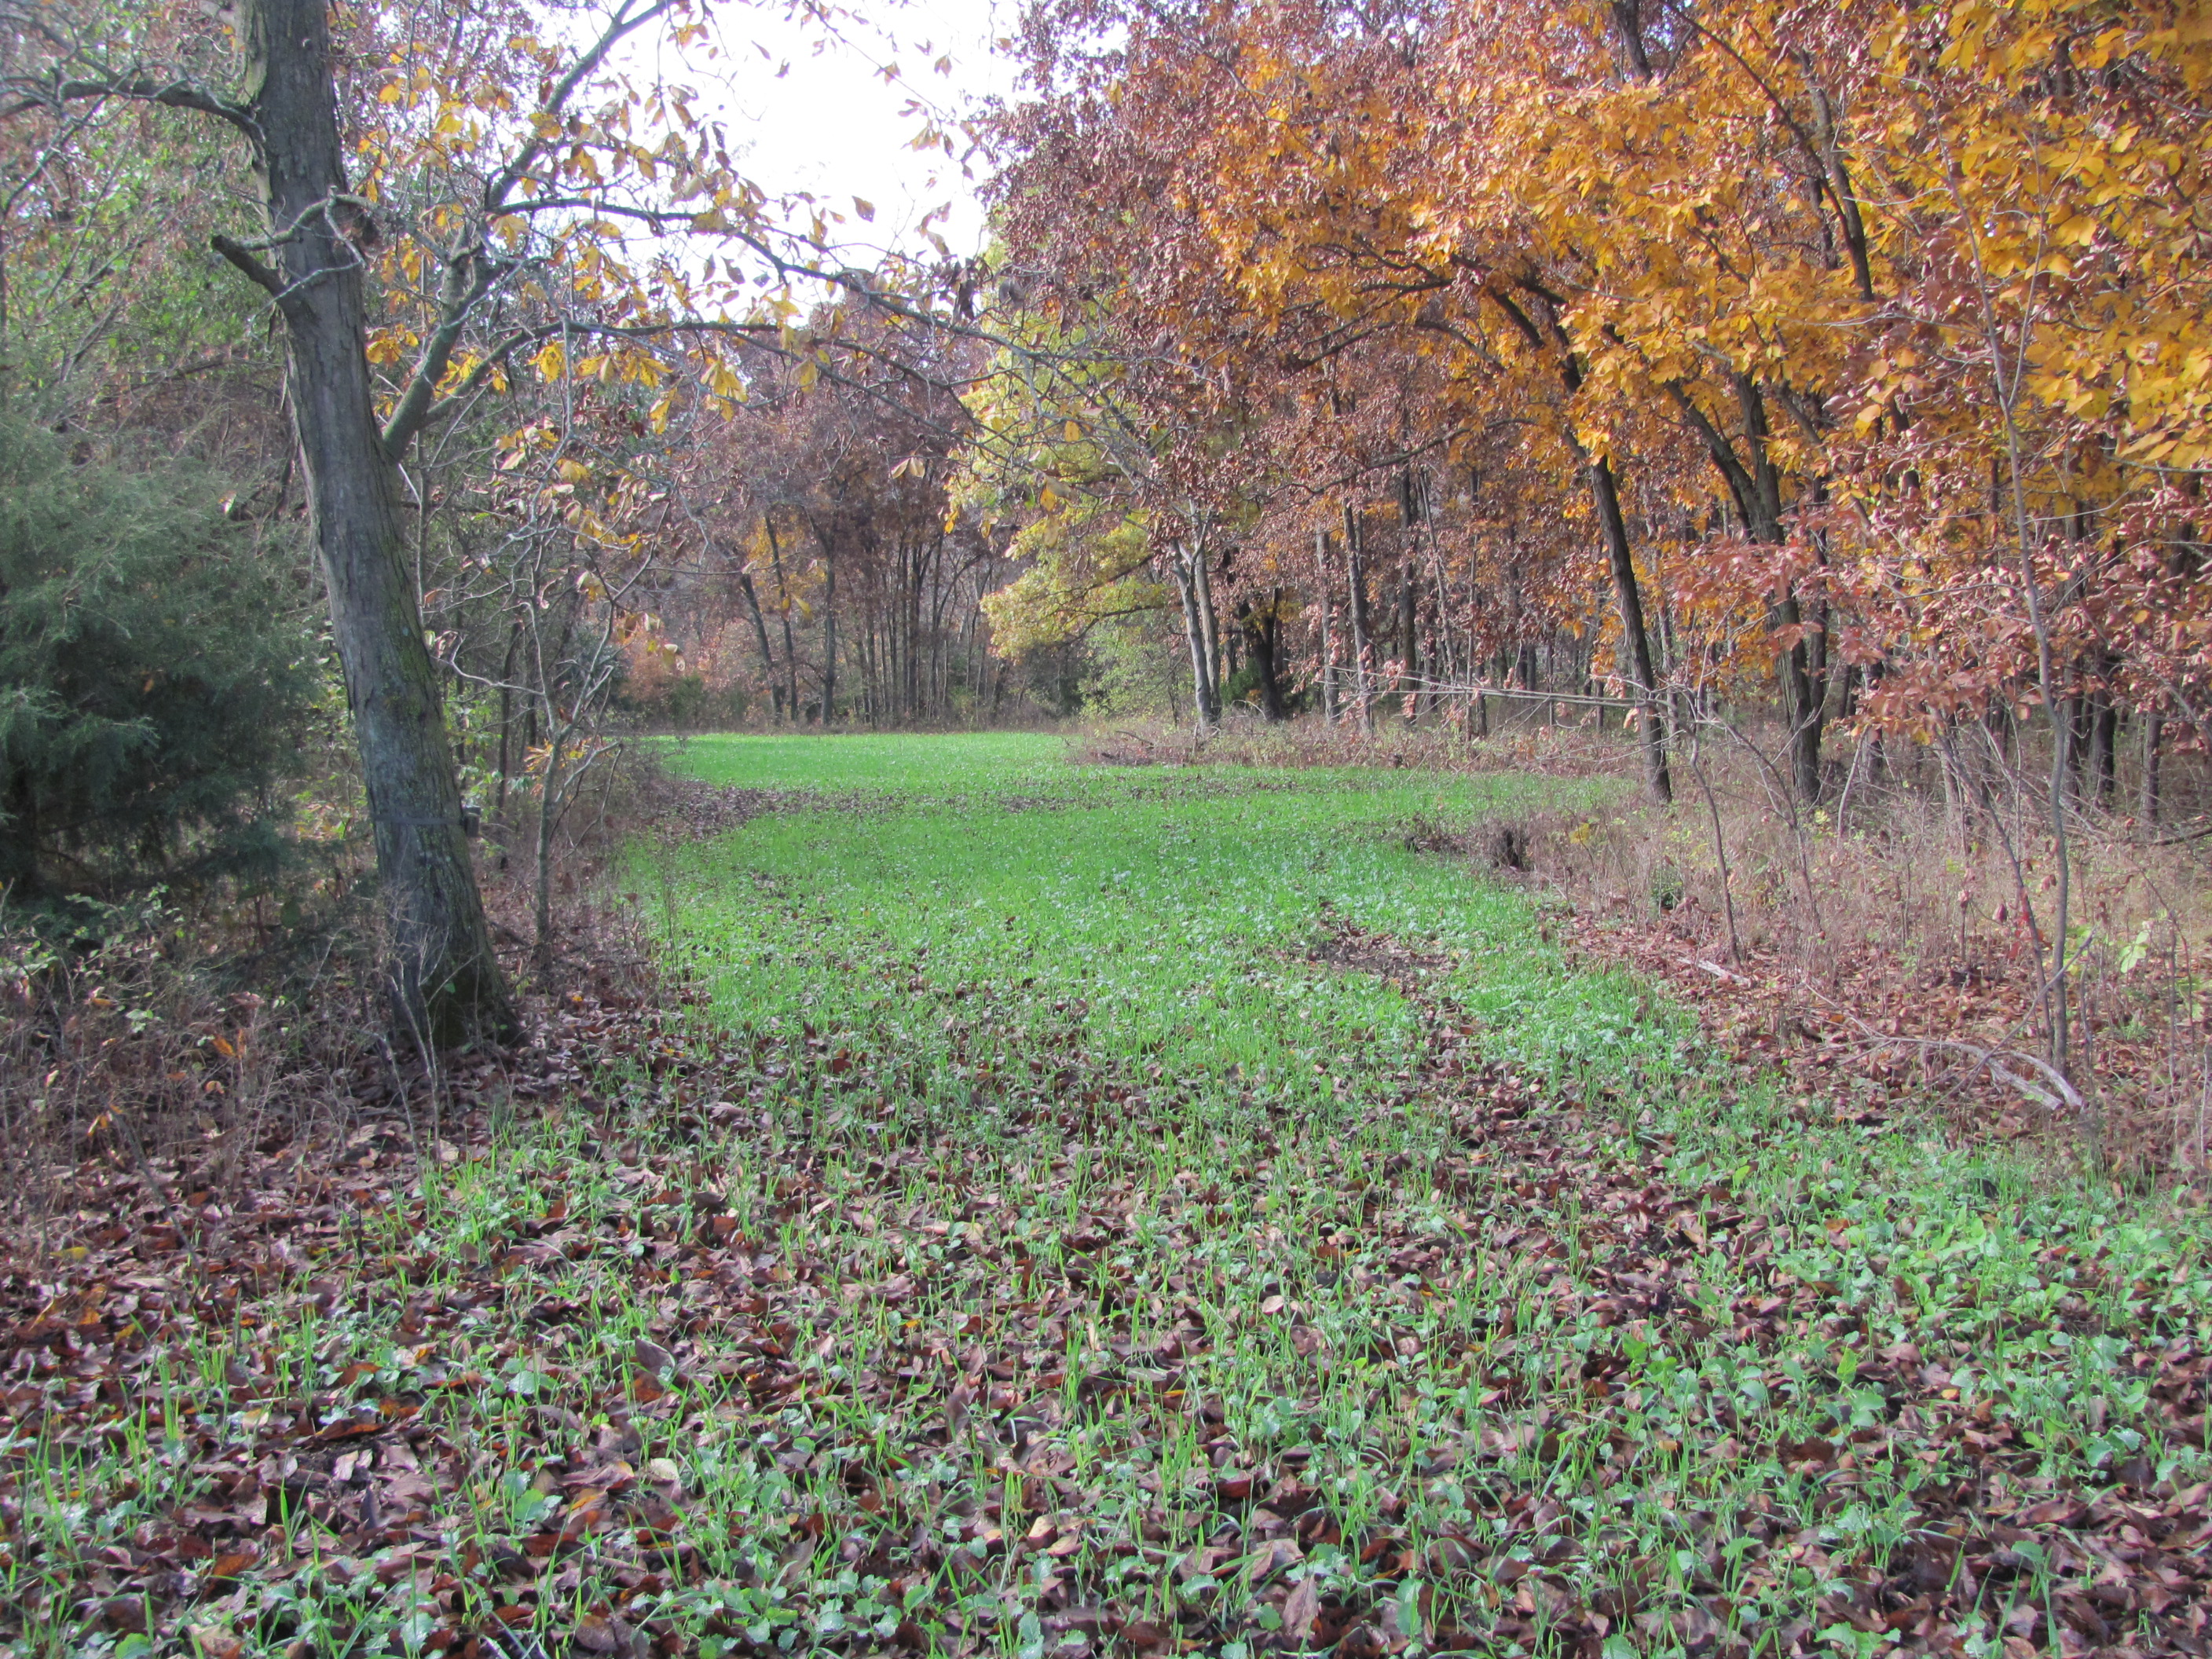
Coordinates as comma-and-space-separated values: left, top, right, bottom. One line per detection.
976, 0, 2212, 822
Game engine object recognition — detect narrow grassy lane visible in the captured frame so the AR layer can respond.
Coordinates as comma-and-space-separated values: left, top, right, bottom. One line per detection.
631, 735, 2211, 1659
3, 735, 2206, 1659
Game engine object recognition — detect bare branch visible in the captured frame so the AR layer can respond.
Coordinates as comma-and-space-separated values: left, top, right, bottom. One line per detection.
0, 71, 260, 145
210, 234, 284, 299
481, 0, 682, 215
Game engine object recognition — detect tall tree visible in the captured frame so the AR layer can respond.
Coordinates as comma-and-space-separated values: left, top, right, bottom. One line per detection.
2, 0, 895, 1040
236, 0, 504, 1042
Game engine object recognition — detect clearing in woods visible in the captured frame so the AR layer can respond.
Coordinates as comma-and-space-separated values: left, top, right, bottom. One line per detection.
8, 733, 2210, 1658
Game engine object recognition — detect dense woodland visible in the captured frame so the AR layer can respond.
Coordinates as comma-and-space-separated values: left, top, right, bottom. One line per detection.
0, 0, 2199, 1060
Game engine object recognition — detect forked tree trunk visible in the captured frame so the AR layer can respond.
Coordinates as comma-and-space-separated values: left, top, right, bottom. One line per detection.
240, 0, 511, 1045
1171, 551, 1218, 728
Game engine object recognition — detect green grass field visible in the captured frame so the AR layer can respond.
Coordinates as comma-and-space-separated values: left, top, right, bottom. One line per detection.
624, 735, 2212, 1657
7, 734, 2208, 1658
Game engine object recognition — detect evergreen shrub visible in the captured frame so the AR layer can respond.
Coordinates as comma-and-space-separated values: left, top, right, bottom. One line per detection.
0, 413, 316, 901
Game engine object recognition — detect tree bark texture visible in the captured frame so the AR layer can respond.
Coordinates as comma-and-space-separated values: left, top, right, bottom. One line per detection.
241, 0, 511, 1045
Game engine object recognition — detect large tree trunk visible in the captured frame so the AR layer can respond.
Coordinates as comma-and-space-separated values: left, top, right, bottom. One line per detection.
1240, 592, 1288, 722
242, 0, 511, 1046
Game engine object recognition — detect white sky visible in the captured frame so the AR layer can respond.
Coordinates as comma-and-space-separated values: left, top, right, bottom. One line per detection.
707, 0, 1027, 261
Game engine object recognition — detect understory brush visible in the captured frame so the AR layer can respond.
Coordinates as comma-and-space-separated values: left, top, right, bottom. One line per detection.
0, 744, 668, 1218
1522, 737, 2212, 1190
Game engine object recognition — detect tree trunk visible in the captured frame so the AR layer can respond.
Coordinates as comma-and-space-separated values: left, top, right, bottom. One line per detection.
2141, 710, 2164, 826
1716, 375, 1825, 802
2064, 690, 2090, 799
820, 542, 837, 725
1776, 594, 1824, 803
1395, 471, 1420, 718
1240, 592, 1288, 722
1672, 378, 1822, 800
532, 712, 566, 971
1316, 527, 1337, 723
766, 515, 800, 723
737, 566, 778, 720
1344, 504, 1374, 734
493, 619, 520, 837
240, 0, 510, 1046
1171, 551, 1218, 728
1397, 550, 1417, 719
2091, 691, 2118, 807
1586, 460, 1672, 803
1194, 549, 1223, 710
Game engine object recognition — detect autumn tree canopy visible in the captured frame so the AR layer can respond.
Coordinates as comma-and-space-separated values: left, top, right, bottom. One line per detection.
962, 0, 2212, 815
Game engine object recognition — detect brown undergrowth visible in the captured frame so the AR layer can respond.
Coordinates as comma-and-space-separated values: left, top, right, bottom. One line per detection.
0, 751, 691, 1220
1518, 757, 2212, 1191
